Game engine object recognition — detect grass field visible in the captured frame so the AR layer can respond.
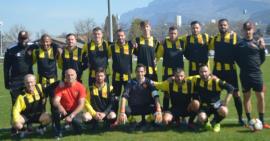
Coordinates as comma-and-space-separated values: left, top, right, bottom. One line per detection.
0, 58, 270, 141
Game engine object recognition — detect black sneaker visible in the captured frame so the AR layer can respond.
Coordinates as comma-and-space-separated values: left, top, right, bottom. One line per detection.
55, 132, 63, 140
238, 119, 246, 126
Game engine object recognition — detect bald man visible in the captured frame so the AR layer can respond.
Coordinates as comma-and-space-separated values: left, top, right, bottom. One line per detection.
53, 68, 87, 138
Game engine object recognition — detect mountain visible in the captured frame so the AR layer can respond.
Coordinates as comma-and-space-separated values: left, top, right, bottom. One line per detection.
120, 0, 270, 25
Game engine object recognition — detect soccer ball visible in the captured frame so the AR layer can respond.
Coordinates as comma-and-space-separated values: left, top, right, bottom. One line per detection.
249, 118, 263, 131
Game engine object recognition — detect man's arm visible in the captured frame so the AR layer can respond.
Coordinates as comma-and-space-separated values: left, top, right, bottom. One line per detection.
218, 80, 234, 106
53, 96, 67, 116
12, 95, 26, 123
69, 98, 85, 119
4, 50, 11, 89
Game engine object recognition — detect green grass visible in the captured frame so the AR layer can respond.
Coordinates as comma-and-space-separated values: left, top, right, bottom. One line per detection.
0, 58, 270, 141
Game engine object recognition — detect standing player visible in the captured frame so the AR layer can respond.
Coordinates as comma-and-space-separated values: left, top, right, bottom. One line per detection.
32, 34, 60, 87
58, 33, 84, 82
110, 29, 133, 112
82, 27, 110, 86
183, 21, 209, 76
209, 19, 244, 125
235, 21, 270, 129
156, 26, 185, 113
134, 20, 159, 81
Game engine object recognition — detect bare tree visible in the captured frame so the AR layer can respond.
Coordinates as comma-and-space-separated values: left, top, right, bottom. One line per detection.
127, 18, 143, 41
35, 29, 48, 40
3, 24, 28, 43
74, 18, 96, 42
104, 14, 118, 41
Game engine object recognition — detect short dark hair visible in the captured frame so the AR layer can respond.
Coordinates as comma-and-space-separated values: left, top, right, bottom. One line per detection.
66, 33, 76, 39
136, 63, 146, 71
243, 21, 255, 30
199, 64, 208, 70
190, 21, 201, 26
116, 28, 125, 33
218, 18, 229, 24
169, 26, 178, 32
93, 27, 102, 33
174, 68, 184, 75
140, 20, 150, 28
95, 67, 106, 75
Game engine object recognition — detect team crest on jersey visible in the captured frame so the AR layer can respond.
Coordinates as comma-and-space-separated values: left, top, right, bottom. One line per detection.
73, 91, 79, 96
142, 83, 148, 88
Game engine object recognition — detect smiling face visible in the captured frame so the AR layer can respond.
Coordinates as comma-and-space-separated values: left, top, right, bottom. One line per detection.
174, 70, 185, 84
135, 66, 146, 81
24, 74, 36, 93
117, 30, 126, 45
41, 36, 52, 50
191, 23, 201, 36
169, 29, 178, 42
64, 69, 77, 84
66, 34, 77, 48
93, 30, 103, 44
96, 71, 106, 85
199, 66, 210, 81
218, 20, 229, 34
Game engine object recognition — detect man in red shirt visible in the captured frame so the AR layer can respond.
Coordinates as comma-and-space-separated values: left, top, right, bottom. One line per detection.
53, 68, 86, 139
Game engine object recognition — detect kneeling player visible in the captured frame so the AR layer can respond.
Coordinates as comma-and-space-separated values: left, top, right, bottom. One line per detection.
82, 68, 117, 128
153, 68, 200, 129
12, 74, 51, 137
194, 65, 233, 132
118, 64, 162, 129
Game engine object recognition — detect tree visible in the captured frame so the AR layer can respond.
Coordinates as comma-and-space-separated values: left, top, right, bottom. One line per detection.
104, 14, 118, 41
74, 18, 96, 42
266, 24, 270, 35
127, 18, 143, 41
3, 24, 28, 43
204, 22, 218, 36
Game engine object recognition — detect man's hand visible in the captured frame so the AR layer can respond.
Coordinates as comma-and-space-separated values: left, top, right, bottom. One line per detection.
99, 112, 106, 121
64, 114, 74, 123
257, 37, 265, 49
58, 106, 67, 116
118, 112, 127, 124
154, 111, 163, 124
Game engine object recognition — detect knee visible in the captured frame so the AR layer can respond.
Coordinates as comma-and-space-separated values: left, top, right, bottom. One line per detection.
198, 112, 207, 124
218, 106, 228, 117
13, 122, 24, 130
107, 112, 117, 120
163, 113, 173, 125
39, 113, 51, 125
82, 112, 93, 122
189, 100, 200, 112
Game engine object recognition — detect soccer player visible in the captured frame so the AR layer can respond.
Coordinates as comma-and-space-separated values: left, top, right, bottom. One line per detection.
110, 29, 133, 112
235, 21, 270, 129
156, 26, 185, 113
53, 69, 87, 138
12, 74, 51, 137
118, 64, 162, 129
82, 27, 110, 86
32, 34, 60, 87
209, 19, 244, 125
183, 21, 210, 76
83, 68, 116, 128
153, 68, 200, 128
58, 33, 84, 82
4, 31, 33, 105
134, 20, 159, 81
195, 65, 233, 132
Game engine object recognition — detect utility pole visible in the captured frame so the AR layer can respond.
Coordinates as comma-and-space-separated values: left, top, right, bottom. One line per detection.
108, 0, 113, 42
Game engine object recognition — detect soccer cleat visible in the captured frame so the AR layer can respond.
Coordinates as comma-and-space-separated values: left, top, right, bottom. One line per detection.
263, 123, 270, 129
213, 123, 221, 133
238, 119, 246, 126
55, 132, 63, 140
204, 121, 212, 130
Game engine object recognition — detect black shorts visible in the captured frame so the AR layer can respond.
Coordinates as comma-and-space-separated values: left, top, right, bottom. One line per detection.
199, 102, 220, 116
126, 105, 155, 116
213, 69, 239, 91
240, 74, 263, 93
170, 107, 190, 117
22, 113, 42, 123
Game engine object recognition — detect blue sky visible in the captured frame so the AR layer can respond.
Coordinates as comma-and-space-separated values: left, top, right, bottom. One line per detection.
0, 0, 153, 36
